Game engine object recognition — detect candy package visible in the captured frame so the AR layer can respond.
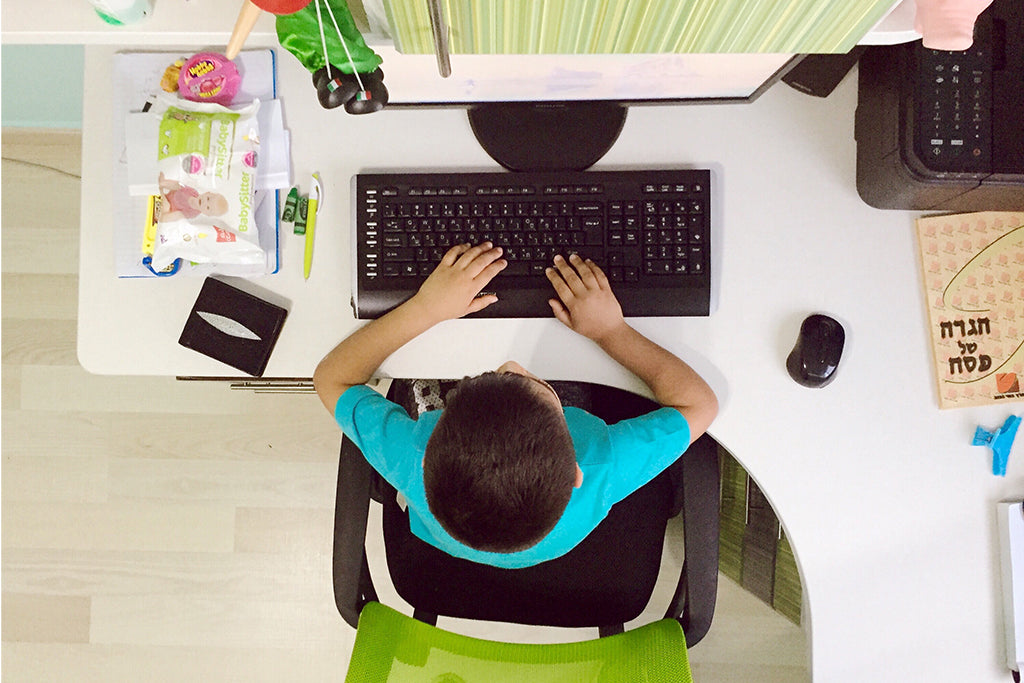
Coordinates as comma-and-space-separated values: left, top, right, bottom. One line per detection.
150, 94, 265, 271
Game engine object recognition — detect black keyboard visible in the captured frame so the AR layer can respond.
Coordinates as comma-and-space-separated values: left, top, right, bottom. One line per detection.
351, 170, 713, 319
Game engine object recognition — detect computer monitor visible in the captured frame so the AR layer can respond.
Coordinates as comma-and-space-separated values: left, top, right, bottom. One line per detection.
372, 46, 799, 170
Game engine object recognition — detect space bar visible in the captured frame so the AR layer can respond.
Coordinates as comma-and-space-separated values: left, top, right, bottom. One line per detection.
469, 287, 555, 319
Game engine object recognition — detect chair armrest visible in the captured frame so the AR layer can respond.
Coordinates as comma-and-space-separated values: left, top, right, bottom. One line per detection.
666, 433, 720, 646
333, 434, 379, 629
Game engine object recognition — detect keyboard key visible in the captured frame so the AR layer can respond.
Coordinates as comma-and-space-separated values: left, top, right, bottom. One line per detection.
383, 247, 414, 261
646, 260, 672, 275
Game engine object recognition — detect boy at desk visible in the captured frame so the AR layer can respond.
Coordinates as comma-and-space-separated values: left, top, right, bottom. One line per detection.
313, 242, 718, 568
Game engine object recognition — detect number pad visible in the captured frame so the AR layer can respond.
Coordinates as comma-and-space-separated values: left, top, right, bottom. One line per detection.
641, 194, 705, 276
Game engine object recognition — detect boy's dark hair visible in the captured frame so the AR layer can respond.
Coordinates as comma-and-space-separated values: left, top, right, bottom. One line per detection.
423, 372, 576, 553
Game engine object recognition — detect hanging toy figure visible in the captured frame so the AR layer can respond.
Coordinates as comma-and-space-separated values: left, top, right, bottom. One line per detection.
276, 0, 388, 114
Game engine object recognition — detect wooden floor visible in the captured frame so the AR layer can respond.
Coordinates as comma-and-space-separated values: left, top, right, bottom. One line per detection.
1, 129, 809, 681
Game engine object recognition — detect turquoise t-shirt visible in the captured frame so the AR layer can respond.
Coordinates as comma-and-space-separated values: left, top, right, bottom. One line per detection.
334, 384, 690, 569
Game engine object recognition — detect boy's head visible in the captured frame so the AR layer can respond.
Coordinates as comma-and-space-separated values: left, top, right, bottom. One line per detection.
423, 364, 579, 553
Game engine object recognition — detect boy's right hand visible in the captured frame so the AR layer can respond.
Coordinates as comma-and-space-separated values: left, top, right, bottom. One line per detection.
546, 253, 627, 342
411, 242, 507, 324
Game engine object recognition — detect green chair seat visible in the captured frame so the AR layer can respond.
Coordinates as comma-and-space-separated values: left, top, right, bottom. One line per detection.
345, 602, 693, 683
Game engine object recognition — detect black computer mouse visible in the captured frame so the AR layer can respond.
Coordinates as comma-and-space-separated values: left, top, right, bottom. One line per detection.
787, 314, 845, 388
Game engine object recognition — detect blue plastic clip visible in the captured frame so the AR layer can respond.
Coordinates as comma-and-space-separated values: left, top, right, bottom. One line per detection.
973, 415, 1021, 476
142, 255, 181, 277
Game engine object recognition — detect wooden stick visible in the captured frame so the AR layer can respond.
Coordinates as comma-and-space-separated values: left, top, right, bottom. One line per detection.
226, 0, 263, 60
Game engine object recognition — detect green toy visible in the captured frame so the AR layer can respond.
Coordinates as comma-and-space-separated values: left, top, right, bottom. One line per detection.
277, 0, 388, 113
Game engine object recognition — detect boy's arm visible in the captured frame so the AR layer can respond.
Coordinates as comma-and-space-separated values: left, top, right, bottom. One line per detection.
546, 253, 719, 442
313, 242, 507, 413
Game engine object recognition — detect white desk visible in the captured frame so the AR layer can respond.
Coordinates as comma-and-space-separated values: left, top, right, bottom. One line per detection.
63, 35, 1024, 683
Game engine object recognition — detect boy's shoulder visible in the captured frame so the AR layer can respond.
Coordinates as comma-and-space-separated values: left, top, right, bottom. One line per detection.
565, 404, 687, 431
565, 405, 687, 466
336, 383, 383, 409
337, 383, 443, 434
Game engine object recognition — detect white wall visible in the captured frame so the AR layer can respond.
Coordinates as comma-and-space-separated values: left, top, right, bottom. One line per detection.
2, 45, 85, 128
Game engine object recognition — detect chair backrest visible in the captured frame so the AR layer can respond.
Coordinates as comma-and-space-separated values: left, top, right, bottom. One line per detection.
380, 380, 678, 629
381, 447, 675, 627
345, 602, 694, 683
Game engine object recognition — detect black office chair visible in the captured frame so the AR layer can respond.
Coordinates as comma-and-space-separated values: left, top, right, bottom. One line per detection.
333, 379, 720, 681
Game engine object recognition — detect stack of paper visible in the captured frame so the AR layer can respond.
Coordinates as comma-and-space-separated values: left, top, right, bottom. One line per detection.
111, 50, 291, 278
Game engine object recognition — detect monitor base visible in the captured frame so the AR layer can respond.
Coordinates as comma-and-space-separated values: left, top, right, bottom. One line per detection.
468, 102, 627, 172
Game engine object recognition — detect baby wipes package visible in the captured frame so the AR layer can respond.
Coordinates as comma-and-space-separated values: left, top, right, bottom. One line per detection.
150, 95, 265, 271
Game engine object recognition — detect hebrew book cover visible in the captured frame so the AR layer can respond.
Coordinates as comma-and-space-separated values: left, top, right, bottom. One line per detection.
917, 211, 1024, 409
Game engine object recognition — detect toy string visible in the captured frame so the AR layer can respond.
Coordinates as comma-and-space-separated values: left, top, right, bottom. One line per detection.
320, 0, 366, 92
314, 0, 332, 80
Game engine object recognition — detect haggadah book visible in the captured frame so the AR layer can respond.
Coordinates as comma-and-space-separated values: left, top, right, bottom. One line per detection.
917, 211, 1024, 409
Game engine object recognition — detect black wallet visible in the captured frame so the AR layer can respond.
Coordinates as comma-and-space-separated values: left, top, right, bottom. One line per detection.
178, 277, 288, 376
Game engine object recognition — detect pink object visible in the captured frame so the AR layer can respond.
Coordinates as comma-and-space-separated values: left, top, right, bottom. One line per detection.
181, 154, 204, 174
164, 186, 200, 220
913, 0, 994, 51
178, 53, 241, 106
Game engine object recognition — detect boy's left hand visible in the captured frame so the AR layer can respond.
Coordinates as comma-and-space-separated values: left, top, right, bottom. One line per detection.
411, 242, 507, 323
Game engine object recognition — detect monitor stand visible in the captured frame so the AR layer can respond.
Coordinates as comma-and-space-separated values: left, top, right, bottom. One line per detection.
467, 102, 627, 172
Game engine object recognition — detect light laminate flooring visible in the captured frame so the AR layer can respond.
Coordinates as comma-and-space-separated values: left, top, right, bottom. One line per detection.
1, 128, 809, 682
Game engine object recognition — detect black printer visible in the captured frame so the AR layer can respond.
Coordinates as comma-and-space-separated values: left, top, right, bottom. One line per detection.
855, 0, 1023, 211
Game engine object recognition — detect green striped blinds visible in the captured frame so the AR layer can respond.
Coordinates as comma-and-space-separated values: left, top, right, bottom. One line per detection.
383, 0, 897, 54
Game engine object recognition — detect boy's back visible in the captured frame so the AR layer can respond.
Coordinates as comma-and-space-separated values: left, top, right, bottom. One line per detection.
333, 381, 691, 567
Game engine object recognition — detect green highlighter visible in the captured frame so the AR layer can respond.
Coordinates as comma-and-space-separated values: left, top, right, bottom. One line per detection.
304, 173, 322, 280
281, 187, 299, 223
294, 195, 308, 235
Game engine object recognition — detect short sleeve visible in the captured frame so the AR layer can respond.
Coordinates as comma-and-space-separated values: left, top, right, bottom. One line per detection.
601, 407, 691, 505
333, 385, 426, 491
